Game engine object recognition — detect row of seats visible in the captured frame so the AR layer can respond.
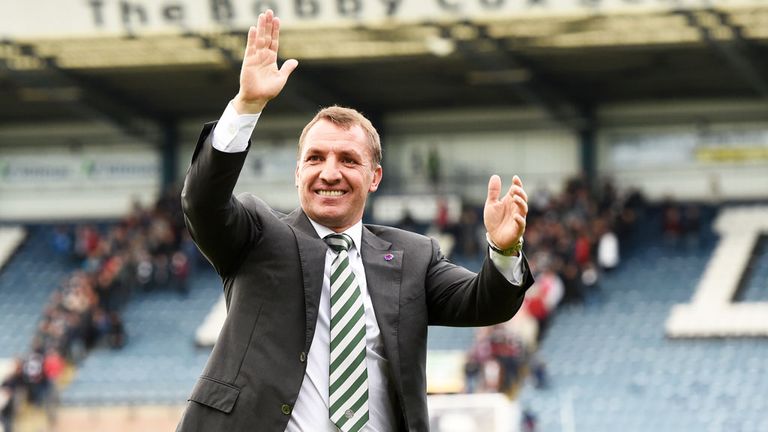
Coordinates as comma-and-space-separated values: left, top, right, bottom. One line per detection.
0, 225, 74, 358
518, 207, 768, 432
61, 266, 221, 406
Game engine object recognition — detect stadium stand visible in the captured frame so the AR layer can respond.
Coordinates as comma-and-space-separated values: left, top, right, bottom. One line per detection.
0, 227, 26, 271
517, 205, 768, 432
667, 206, 768, 337
3, 1, 768, 431
0, 226, 73, 359
740, 233, 768, 302
61, 267, 220, 406
194, 294, 226, 347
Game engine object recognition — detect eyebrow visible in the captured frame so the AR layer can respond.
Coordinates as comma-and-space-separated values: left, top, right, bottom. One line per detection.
337, 149, 364, 160
303, 146, 367, 162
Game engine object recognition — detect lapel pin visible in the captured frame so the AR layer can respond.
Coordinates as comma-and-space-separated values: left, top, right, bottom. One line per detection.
384, 253, 394, 261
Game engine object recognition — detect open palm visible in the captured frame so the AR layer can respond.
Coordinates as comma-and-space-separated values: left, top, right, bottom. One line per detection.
484, 175, 528, 251
235, 10, 298, 113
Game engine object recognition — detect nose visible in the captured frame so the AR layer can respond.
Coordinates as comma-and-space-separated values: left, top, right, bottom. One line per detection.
318, 158, 342, 183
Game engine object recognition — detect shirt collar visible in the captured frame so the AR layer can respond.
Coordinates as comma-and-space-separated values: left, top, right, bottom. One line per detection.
308, 218, 363, 253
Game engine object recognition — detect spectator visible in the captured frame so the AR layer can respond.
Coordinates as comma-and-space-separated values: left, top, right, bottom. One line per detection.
662, 199, 683, 244
488, 325, 524, 393
434, 198, 450, 233
530, 357, 549, 389
51, 226, 73, 257
108, 312, 126, 350
171, 251, 190, 296
42, 348, 64, 426
427, 146, 442, 191
522, 409, 537, 432
683, 204, 702, 247
572, 226, 592, 267
22, 351, 47, 406
560, 262, 584, 304
0, 359, 23, 432
529, 183, 552, 219
463, 353, 481, 394
597, 218, 620, 272
524, 266, 564, 341
90, 308, 111, 347
451, 206, 483, 259
396, 210, 419, 234
15, 183, 196, 411
460, 174, 640, 395
580, 261, 601, 305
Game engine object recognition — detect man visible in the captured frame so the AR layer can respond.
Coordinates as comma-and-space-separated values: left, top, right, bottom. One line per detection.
178, 9, 533, 432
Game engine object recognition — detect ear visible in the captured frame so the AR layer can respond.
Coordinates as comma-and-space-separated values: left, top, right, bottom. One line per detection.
368, 165, 383, 193
294, 162, 300, 188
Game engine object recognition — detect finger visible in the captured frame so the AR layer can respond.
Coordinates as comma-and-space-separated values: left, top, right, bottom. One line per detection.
518, 185, 529, 203
514, 195, 529, 216
487, 175, 502, 204
509, 185, 529, 203
256, 13, 266, 48
514, 214, 527, 234
512, 175, 529, 202
244, 26, 258, 59
270, 16, 280, 52
262, 10, 273, 49
280, 59, 299, 78
505, 182, 516, 199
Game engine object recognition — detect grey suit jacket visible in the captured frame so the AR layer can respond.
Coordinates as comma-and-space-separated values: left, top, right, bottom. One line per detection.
176, 122, 533, 431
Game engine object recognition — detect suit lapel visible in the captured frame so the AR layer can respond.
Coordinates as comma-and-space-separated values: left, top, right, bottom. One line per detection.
284, 214, 405, 396
361, 227, 404, 398
361, 228, 400, 335
284, 209, 326, 350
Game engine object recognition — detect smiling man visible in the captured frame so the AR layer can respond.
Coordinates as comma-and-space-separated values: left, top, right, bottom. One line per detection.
177, 9, 533, 432
295, 109, 383, 233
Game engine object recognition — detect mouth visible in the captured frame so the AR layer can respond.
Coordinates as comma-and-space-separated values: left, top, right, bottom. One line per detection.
316, 190, 346, 197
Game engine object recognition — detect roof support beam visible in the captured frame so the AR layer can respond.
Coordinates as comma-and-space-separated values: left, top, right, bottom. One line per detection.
0, 39, 161, 140
677, 9, 768, 99
444, 22, 592, 132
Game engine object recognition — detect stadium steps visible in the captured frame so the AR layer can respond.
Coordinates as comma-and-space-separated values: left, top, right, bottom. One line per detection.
60, 266, 221, 406
518, 206, 768, 432
0, 225, 75, 358
61, 252, 482, 404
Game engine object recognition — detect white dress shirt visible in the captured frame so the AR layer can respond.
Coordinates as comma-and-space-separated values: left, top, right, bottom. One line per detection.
286, 220, 396, 432
210, 101, 525, 431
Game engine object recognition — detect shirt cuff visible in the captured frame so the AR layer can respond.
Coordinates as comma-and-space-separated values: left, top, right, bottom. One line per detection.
211, 101, 261, 153
489, 247, 525, 285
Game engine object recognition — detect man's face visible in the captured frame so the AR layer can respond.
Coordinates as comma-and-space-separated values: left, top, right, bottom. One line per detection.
295, 119, 382, 232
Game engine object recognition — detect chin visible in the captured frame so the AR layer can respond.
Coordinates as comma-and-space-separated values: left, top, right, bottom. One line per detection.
320, 214, 348, 228
308, 209, 342, 225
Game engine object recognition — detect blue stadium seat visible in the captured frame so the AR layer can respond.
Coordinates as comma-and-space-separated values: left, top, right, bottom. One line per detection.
0, 225, 75, 357
60, 267, 220, 405
518, 208, 768, 432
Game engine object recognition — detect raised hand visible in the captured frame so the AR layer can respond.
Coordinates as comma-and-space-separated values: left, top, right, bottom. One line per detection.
484, 175, 528, 253
233, 9, 298, 114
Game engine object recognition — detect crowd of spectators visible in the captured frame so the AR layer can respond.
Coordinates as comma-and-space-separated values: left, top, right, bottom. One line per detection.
661, 198, 703, 248
386, 174, 647, 431
1, 185, 194, 432
0, 173, 660, 431
412, 175, 646, 400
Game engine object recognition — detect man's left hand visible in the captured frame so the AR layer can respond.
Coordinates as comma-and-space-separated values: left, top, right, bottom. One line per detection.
484, 174, 528, 252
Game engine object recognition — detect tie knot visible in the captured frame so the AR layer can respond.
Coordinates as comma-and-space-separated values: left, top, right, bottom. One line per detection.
324, 233, 353, 253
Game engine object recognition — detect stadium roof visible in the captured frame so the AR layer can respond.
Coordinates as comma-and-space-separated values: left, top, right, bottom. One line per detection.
1, 6, 767, 136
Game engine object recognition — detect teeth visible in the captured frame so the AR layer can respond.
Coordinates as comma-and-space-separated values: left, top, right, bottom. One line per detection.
318, 190, 344, 197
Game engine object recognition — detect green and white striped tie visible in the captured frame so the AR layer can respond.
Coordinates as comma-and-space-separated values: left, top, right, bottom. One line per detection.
324, 233, 369, 432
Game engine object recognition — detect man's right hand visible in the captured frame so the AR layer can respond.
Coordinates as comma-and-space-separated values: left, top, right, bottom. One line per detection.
233, 9, 298, 114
